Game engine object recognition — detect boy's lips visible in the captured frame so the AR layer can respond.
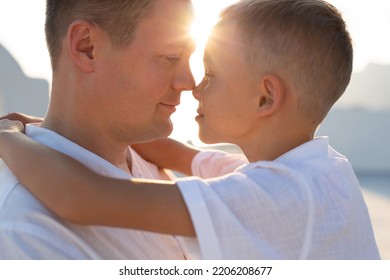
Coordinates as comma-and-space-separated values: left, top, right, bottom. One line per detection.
195, 109, 204, 121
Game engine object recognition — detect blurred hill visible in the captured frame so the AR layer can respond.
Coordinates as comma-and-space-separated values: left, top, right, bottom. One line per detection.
338, 63, 390, 109
317, 63, 390, 173
316, 108, 390, 173
0, 44, 48, 117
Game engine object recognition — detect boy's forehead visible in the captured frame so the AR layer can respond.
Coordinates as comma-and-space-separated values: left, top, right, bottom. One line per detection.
209, 22, 241, 46
204, 23, 243, 63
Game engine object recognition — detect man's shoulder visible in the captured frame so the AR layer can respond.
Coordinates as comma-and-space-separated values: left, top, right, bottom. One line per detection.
0, 165, 86, 259
0, 162, 51, 220
27, 125, 132, 179
0, 160, 18, 187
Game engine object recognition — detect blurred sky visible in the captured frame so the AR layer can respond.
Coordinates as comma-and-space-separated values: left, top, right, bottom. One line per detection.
0, 0, 390, 143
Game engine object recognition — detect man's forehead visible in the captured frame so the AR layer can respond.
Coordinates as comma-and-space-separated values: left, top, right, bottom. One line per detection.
132, 1, 195, 52
148, 1, 194, 36
153, 0, 194, 22
164, 36, 196, 50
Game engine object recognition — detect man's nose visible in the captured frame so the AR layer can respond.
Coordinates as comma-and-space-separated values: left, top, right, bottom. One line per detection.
172, 63, 196, 92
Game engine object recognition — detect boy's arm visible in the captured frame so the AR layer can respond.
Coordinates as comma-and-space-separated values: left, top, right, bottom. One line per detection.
0, 120, 195, 236
131, 139, 201, 176
0, 112, 43, 125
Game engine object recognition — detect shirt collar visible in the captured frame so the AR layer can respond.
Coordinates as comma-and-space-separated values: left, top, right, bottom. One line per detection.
237, 137, 330, 172
275, 136, 329, 163
26, 124, 132, 180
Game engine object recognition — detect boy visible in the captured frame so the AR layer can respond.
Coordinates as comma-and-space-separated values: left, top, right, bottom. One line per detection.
0, 0, 380, 259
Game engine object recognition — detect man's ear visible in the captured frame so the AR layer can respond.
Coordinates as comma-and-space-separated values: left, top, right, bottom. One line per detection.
256, 74, 284, 116
67, 20, 96, 73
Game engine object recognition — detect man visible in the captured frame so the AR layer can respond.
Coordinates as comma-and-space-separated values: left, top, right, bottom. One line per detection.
0, 0, 195, 259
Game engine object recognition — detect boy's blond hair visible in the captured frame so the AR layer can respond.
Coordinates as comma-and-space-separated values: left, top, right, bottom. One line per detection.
219, 0, 353, 121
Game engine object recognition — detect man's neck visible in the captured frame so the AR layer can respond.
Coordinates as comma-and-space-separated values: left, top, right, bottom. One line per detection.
41, 114, 132, 174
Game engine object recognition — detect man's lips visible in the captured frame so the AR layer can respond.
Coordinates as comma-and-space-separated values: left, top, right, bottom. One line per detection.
160, 102, 179, 113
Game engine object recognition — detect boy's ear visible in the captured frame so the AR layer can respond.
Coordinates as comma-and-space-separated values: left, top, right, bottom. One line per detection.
256, 74, 284, 116
67, 20, 96, 73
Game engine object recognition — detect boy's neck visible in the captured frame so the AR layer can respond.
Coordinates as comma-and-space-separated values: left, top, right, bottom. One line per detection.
240, 121, 315, 163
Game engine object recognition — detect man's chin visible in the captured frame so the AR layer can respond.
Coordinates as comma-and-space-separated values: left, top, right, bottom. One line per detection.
154, 120, 173, 138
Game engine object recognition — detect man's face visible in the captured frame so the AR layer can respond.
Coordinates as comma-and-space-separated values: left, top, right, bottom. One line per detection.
94, 0, 195, 144
193, 22, 260, 145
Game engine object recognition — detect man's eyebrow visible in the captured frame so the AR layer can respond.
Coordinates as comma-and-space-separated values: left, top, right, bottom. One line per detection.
165, 39, 196, 53
203, 49, 213, 65
187, 40, 197, 53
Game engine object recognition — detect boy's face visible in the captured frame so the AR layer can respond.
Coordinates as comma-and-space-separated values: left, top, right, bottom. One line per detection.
193, 22, 260, 144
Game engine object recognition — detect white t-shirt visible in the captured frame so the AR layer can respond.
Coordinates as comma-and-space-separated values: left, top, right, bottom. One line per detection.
177, 137, 380, 259
0, 124, 186, 259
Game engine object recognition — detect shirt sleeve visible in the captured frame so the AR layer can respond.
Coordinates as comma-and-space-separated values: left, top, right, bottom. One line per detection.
176, 168, 310, 260
0, 171, 100, 260
191, 150, 248, 178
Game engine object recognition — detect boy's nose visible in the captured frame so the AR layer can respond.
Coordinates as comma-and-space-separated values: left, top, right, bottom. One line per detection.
192, 78, 207, 100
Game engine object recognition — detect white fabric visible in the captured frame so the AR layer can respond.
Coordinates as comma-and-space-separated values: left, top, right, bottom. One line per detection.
0, 124, 187, 259
177, 137, 380, 259
191, 149, 249, 178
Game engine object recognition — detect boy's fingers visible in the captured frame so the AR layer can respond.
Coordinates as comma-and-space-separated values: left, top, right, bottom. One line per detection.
0, 119, 25, 133
0, 112, 42, 126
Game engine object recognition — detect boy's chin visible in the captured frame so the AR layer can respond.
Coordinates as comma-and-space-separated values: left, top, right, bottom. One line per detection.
198, 132, 222, 145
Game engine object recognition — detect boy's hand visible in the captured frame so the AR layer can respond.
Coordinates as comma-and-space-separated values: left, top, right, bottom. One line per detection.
0, 119, 25, 159
0, 119, 25, 134
0, 112, 43, 126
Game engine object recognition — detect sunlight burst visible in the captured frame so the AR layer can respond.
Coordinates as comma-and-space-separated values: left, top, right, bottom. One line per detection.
189, 1, 239, 84
191, 0, 239, 47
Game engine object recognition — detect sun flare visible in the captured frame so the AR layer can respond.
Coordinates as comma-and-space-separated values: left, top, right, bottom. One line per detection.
190, 12, 217, 48
171, 1, 240, 143
189, 0, 239, 83
191, 0, 239, 47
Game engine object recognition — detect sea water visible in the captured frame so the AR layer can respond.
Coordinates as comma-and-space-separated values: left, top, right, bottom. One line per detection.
357, 172, 390, 198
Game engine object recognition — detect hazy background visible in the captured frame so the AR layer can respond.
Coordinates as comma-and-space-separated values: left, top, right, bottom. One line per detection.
1, 0, 389, 174
0, 0, 389, 259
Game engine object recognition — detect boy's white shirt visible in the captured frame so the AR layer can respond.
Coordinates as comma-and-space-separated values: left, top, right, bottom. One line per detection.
0, 124, 189, 259
178, 138, 380, 259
